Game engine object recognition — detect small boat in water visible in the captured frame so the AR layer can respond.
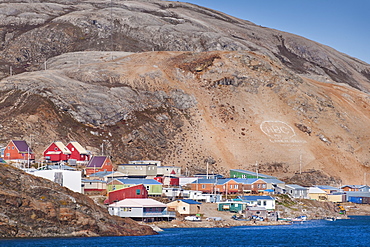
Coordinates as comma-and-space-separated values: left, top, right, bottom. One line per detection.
291, 216, 307, 223
324, 217, 336, 221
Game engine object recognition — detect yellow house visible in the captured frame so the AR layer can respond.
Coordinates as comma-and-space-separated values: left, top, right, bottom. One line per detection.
167, 199, 202, 215
327, 193, 346, 203
308, 187, 327, 201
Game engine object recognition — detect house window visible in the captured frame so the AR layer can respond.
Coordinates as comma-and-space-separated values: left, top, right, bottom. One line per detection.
183, 207, 186, 211
146, 186, 150, 191
8, 146, 10, 150
263, 201, 267, 206
230, 185, 232, 189
54, 147, 58, 151
234, 185, 238, 189
202, 185, 206, 189
6, 153, 10, 156
72, 148, 75, 151
12, 146, 14, 150
136, 189, 141, 195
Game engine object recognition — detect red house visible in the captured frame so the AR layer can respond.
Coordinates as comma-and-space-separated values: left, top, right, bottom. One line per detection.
66, 141, 90, 162
85, 156, 113, 175
43, 141, 71, 162
4, 140, 35, 161
105, 184, 148, 204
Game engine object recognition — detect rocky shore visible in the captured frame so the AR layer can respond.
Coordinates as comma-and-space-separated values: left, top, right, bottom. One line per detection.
144, 198, 370, 230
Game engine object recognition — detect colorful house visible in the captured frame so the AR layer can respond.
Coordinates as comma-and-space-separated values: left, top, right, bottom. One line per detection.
4, 140, 34, 161
85, 156, 113, 175
66, 141, 90, 162
341, 185, 362, 192
107, 178, 162, 196
105, 184, 148, 204
167, 199, 202, 216
43, 141, 71, 162
217, 200, 248, 213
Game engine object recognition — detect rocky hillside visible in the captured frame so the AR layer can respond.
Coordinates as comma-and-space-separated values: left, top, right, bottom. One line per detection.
0, 163, 155, 237
0, 0, 369, 185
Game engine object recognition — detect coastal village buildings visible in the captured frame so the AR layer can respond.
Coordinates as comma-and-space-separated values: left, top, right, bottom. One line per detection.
4, 138, 370, 222
85, 156, 113, 175
43, 141, 71, 162
66, 141, 90, 163
4, 140, 34, 161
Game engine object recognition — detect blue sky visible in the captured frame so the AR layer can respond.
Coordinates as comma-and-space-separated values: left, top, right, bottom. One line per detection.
184, 0, 370, 64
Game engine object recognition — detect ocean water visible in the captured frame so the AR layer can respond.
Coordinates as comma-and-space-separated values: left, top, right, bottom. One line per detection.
1, 215, 369, 247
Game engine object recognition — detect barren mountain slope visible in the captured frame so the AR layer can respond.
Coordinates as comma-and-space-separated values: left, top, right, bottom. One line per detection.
0, 0, 369, 92
1, 50, 369, 185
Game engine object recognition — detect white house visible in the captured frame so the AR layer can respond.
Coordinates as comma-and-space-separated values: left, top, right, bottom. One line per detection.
285, 184, 309, 199
108, 198, 176, 221
237, 196, 276, 210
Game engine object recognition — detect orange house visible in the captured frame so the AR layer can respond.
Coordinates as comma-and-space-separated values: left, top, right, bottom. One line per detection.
242, 179, 268, 194
189, 179, 243, 194
216, 179, 242, 194
4, 140, 35, 161
85, 156, 113, 175
189, 179, 215, 193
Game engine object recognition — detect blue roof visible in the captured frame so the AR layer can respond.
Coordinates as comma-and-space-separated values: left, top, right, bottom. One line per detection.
317, 185, 340, 190
114, 178, 161, 185
191, 179, 217, 184
89, 171, 114, 177
286, 184, 308, 189
81, 179, 106, 183
237, 196, 275, 201
179, 199, 201, 205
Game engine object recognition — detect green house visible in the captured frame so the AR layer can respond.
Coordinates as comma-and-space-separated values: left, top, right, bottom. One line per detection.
107, 178, 162, 196
229, 169, 276, 179
217, 201, 247, 213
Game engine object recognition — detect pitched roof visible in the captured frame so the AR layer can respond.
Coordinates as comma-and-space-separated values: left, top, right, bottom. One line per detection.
109, 198, 166, 207
341, 185, 363, 189
286, 184, 308, 190
54, 141, 71, 154
88, 171, 126, 178
12, 140, 32, 153
68, 141, 88, 154
86, 156, 108, 168
308, 187, 326, 193
179, 199, 202, 205
81, 179, 107, 183
113, 178, 162, 185
317, 185, 340, 191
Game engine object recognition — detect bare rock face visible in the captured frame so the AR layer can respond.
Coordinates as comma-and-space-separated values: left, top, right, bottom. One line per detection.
0, 0, 369, 186
0, 164, 156, 237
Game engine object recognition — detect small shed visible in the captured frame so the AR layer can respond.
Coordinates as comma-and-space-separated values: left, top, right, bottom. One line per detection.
217, 200, 247, 213
167, 199, 202, 215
